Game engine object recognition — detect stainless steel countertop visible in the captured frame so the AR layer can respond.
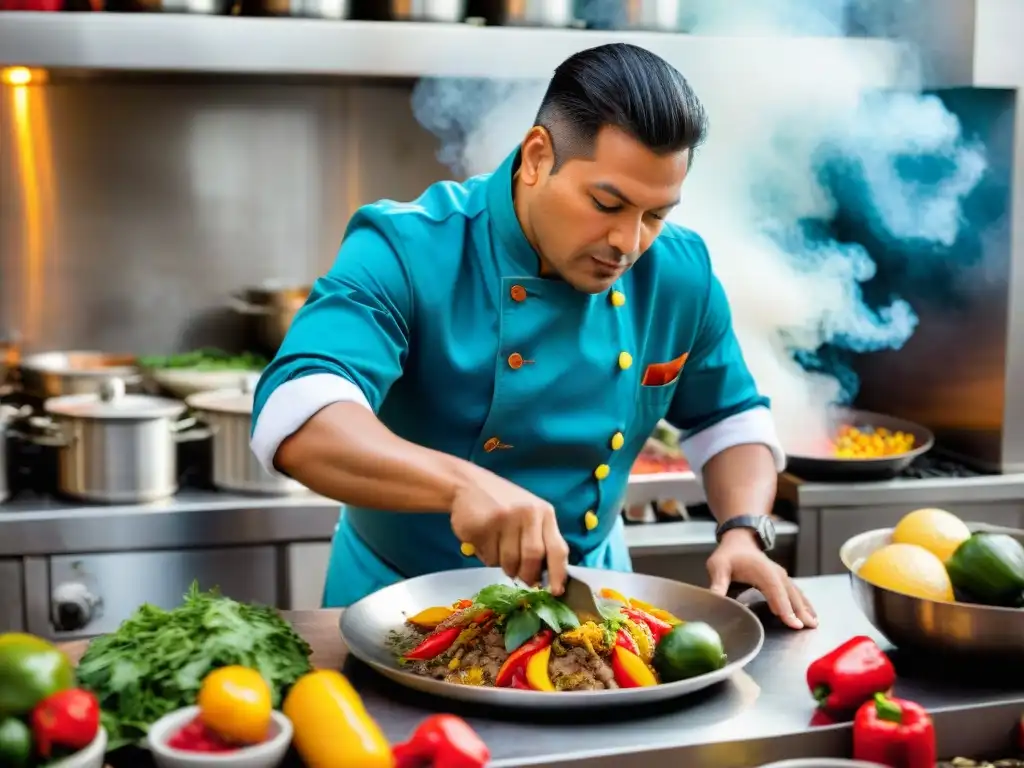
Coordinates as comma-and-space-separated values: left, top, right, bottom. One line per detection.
342, 575, 1024, 767
780, 470, 1024, 507
0, 488, 796, 557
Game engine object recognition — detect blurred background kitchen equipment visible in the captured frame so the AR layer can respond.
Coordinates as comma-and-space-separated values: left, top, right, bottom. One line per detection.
186, 383, 307, 495
22, 377, 208, 503
18, 351, 142, 400
785, 408, 935, 483
355, 0, 465, 22
228, 284, 311, 355
241, 0, 349, 17
103, 0, 234, 12
841, 523, 1024, 660
576, 0, 683, 30
465, 0, 575, 27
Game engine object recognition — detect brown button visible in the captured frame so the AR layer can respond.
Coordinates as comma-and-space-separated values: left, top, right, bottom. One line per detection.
508, 353, 524, 370
510, 284, 527, 302
483, 437, 501, 452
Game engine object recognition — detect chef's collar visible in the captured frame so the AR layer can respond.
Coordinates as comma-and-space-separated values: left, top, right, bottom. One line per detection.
486, 148, 545, 277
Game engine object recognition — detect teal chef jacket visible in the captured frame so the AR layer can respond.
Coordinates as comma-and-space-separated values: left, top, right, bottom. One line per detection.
251, 149, 776, 608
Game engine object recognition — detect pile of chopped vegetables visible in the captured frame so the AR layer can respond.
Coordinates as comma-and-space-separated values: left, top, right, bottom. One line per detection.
389, 584, 726, 692
138, 348, 267, 371
75, 584, 311, 748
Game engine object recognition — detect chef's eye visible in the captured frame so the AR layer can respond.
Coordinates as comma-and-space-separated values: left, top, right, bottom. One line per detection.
590, 196, 621, 213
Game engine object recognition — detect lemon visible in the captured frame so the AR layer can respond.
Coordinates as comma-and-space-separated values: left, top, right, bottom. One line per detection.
857, 543, 955, 602
892, 507, 971, 563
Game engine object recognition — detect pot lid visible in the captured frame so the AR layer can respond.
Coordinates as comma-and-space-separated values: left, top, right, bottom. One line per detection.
45, 378, 186, 420
185, 381, 255, 415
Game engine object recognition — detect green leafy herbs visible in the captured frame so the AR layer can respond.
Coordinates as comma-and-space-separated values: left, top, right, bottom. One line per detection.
472, 584, 580, 652
75, 583, 311, 750
138, 348, 267, 371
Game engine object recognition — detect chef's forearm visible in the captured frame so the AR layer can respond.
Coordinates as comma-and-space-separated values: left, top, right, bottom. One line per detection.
274, 402, 476, 512
701, 443, 777, 526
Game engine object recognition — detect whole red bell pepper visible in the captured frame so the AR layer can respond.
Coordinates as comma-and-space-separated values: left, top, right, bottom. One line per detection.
392, 714, 490, 768
30, 689, 100, 758
806, 636, 895, 711
853, 693, 936, 768
404, 626, 462, 661
621, 607, 672, 641
494, 630, 553, 688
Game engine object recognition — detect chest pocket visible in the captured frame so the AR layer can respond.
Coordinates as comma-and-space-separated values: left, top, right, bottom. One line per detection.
633, 378, 680, 439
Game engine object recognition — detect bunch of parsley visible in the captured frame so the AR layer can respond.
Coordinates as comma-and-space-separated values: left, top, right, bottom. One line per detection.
472, 584, 581, 652
75, 584, 312, 749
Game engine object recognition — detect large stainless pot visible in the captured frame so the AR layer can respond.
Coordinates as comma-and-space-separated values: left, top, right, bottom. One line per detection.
0, 404, 13, 504
19, 351, 142, 400
185, 384, 306, 495
30, 378, 205, 503
229, 284, 310, 355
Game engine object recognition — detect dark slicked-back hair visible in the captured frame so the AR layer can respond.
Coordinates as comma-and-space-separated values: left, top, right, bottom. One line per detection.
535, 43, 708, 173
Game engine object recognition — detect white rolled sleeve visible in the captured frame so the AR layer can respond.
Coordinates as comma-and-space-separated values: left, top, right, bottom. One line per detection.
680, 406, 786, 474
250, 373, 372, 476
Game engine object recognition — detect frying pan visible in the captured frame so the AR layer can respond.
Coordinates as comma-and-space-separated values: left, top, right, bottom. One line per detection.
784, 408, 934, 482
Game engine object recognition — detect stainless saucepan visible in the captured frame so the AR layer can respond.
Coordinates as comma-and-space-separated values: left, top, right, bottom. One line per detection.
340, 565, 764, 710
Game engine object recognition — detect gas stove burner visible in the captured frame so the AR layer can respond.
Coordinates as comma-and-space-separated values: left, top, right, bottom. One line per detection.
897, 455, 983, 479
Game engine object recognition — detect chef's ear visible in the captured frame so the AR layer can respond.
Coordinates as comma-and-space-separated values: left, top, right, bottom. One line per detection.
519, 126, 555, 185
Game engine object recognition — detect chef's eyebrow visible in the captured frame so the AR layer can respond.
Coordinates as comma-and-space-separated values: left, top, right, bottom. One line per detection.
592, 182, 679, 212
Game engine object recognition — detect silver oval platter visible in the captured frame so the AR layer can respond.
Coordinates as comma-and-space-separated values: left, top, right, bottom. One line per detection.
339, 565, 764, 710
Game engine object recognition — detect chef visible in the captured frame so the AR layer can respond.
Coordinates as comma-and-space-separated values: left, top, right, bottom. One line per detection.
251, 43, 817, 631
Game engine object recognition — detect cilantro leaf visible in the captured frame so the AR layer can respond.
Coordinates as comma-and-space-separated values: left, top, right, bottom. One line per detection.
504, 608, 542, 652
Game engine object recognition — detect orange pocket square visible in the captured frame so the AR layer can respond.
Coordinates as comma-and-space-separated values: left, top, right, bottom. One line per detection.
641, 353, 689, 387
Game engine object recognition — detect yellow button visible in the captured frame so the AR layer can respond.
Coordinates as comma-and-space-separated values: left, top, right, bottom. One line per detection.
618, 352, 633, 370
610, 290, 626, 307
610, 432, 625, 451
584, 510, 599, 531
594, 464, 610, 480
460, 542, 476, 557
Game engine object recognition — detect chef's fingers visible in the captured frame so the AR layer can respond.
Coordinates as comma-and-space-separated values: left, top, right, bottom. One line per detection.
517, 511, 546, 587
498, 517, 523, 581
706, 556, 731, 596
761, 572, 804, 630
787, 582, 818, 629
475, 532, 500, 569
541, 513, 569, 596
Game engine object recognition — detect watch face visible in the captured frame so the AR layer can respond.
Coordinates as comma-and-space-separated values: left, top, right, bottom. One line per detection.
757, 516, 777, 551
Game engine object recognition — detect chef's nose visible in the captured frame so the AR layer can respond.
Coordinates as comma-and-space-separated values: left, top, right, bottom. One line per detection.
608, 218, 642, 257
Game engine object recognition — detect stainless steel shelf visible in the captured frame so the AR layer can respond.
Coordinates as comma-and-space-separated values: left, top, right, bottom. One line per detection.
0, 14, 911, 83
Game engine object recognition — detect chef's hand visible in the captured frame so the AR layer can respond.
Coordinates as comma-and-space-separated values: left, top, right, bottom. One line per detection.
449, 473, 570, 594
706, 529, 818, 630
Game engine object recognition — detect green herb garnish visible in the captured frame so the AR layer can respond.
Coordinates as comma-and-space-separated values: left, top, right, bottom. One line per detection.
75, 583, 311, 750
471, 584, 580, 652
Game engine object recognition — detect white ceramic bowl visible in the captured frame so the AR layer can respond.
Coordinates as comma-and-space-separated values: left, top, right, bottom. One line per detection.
148, 706, 292, 768
148, 369, 262, 399
50, 727, 108, 768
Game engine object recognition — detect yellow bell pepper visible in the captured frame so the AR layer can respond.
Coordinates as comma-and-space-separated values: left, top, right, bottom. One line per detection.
283, 670, 394, 768
525, 646, 555, 691
611, 646, 658, 688
628, 597, 682, 625
620, 618, 654, 664
197, 666, 272, 744
406, 605, 454, 630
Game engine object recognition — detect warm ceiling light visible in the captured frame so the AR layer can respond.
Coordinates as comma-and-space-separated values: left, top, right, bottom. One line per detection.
1, 67, 48, 86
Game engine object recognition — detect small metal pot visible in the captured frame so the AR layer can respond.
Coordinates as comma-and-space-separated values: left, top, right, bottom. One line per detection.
185, 384, 306, 496
362, 0, 465, 22
467, 0, 574, 27
19, 351, 142, 400
30, 378, 206, 504
228, 284, 310, 355
245, 0, 349, 17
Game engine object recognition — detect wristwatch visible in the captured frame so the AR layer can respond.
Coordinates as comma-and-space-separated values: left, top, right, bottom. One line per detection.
715, 515, 776, 552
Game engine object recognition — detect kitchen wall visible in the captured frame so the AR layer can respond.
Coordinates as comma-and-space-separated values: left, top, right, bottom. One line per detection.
0, 77, 449, 354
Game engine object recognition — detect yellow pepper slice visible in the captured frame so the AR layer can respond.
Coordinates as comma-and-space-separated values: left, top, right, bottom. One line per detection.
620, 618, 654, 664
525, 646, 555, 692
406, 606, 455, 629
283, 670, 393, 768
628, 597, 682, 625
611, 646, 658, 688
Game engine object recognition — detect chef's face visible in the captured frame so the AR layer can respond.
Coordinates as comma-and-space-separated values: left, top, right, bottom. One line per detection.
517, 125, 690, 294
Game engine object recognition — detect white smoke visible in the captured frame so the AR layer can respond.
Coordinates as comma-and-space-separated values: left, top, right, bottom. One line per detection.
411, 0, 986, 454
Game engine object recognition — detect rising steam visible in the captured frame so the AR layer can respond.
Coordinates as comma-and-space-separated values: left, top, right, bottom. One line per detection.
411, 0, 986, 454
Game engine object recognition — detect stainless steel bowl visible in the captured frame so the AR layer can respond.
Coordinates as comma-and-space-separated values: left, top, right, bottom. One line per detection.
339, 565, 764, 709
841, 524, 1024, 658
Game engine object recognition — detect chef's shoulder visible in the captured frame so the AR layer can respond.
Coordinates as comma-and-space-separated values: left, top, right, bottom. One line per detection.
335, 175, 488, 280
638, 222, 718, 312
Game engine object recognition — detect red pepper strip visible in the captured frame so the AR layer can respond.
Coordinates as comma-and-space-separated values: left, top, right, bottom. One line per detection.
853, 693, 936, 768
392, 714, 490, 768
615, 627, 639, 655
509, 669, 531, 690
621, 607, 672, 641
806, 635, 895, 711
494, 630, 554, 687
473, 609, 494, 625
454, 599, 473, 609
30, 689, 101, 758
404, 626, 461, 660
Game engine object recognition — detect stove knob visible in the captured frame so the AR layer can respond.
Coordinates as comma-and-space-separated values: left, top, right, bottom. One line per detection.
51, 582, 100, 632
